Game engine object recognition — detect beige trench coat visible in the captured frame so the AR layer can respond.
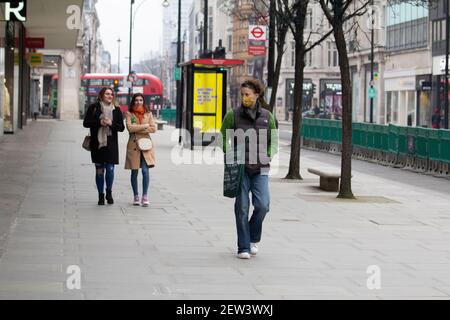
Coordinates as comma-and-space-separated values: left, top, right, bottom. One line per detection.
124, 111, 156, 169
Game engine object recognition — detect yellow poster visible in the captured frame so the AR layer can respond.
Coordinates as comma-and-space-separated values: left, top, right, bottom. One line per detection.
28, 53, 43, 67
193, 115, 220, 134
193, 72, 223, 133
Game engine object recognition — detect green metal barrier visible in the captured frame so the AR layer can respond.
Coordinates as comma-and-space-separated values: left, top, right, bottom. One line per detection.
300, 119, 450, 167
428, 129, 441, 161
398, 126, 408, 155
415, 127, 429, 158
360, 124, 368, 149
160, 108, 176, 124
379, 125, 389, 152
330, 120, 341, 143
313, 118, 322, 141
366, 124, 375, 150
352, 123, 362, 146
388, 124, 399, 154
440, 129, 450, 164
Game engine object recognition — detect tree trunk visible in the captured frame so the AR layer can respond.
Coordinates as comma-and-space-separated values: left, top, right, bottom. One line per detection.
285, 3, 307, 180
333, 24, 355, 199
269, 25, 288, 113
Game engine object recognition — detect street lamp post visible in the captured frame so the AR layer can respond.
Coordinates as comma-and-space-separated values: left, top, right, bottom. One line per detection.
203, 0, 208, 53
88, 38, 92, 73
117, 38, 121, 73
129, 0, 134, 75
444, 0, 449, 129
129, 0, 135, 100
163, 0, 182, 128
369, 0, 374, 123
267, 0, 275, 89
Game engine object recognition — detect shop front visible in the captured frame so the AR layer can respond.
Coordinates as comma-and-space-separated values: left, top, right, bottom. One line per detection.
1, 0, 84, 136
285, 78, 313, 121
319, 79, 342, 120
385, 75, 416, 126
432, 55, 450, 129
415, 74, 432, 128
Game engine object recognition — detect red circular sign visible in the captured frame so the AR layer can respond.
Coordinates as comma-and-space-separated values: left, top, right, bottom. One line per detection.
251, 27, 264, 39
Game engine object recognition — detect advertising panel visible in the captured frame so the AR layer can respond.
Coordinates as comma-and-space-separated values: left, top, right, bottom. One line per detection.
193, 72, 223, 133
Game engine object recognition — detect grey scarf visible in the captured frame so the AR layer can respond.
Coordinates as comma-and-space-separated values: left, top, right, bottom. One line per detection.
98, 102, 114, 149
244, 102, 259, 121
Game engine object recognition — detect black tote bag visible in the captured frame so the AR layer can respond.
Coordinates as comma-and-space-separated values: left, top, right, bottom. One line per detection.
223, 147, 245, 198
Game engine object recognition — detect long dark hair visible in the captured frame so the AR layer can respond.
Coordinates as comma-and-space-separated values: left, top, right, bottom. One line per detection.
128, 93, 149, 112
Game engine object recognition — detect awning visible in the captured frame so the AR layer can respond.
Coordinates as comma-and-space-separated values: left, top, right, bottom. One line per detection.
23, 0, 84, 49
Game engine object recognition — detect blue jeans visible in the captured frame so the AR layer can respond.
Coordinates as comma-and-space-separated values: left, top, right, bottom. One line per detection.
95, 163, 114, 194
234, 172, 270, 254
131, 153, 150, 196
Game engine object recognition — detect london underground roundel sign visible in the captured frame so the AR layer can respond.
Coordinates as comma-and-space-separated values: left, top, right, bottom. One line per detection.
249, 25, 267, 41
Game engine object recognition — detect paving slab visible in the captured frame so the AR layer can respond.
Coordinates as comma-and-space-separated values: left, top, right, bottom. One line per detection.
1, 120, 450, 299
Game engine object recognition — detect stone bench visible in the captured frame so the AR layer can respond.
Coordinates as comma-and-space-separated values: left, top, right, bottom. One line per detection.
307, 168, 341, 192
155, 120, 168, 130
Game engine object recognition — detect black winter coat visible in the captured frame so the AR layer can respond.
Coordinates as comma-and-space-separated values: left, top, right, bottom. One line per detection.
83, 102, 125, 164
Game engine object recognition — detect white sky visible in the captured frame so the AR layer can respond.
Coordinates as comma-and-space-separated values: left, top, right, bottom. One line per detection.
96, 0, 163, 73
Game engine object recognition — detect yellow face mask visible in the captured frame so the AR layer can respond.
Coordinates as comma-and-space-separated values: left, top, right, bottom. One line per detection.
241, 96, 256, 108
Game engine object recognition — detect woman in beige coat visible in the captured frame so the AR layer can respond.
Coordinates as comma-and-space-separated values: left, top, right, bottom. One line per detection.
125, 93, 156, 206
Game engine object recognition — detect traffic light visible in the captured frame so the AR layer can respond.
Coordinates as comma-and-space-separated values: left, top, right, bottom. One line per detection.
312, 83, 316, 95
373, 72, 379, 81
113, 79, 119, 92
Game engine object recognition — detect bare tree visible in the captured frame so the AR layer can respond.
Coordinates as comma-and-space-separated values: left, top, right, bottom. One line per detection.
282, 0, 309, 179
318, 0, 371, 198
277, 0, 334, 179
252, 1, 291, 113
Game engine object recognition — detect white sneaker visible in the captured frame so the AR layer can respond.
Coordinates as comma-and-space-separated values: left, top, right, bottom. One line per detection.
250, 243, 259, 256
237, 252, 251, 259
133, 195, 140, 206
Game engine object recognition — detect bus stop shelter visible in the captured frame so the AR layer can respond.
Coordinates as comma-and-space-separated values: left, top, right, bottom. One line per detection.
178, 58, 244, 149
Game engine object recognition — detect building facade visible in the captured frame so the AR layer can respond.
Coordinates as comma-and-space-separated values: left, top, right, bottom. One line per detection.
188, 0, 231, 59
229, 0, 268, 108
430, 0, 449, 129
1, 0, 84, 136
81, 0, 111, 74
275, 3, 341, 121
277, 0, 434, 127
162, 0, 192, 107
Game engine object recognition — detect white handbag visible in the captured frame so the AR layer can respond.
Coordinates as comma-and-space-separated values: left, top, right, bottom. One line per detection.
136, 137, 153, 151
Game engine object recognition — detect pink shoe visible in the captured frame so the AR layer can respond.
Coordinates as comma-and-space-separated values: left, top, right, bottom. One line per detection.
141, 195, 149, 207
133, 195, 140, 206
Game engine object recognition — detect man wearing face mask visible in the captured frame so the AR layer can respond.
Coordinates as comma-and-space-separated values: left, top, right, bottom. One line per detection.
220, 79, 278, 259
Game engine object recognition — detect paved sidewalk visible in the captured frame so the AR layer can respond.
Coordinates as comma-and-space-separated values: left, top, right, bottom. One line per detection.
0, 120, 450, 299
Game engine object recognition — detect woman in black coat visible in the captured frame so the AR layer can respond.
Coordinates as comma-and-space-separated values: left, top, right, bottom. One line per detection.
83, 87, 125, 205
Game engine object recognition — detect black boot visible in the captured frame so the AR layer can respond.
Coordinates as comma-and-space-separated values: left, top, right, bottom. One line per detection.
105, 191, 114, 204
98, 193, 105, 205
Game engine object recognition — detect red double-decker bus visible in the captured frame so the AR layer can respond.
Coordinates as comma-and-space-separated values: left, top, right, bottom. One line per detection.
80, 73, 164, 115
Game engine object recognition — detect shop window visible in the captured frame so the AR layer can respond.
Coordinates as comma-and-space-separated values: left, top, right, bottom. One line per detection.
247, 61, 254, 76
386, 91, 399, 124
327, 41, 338, 67
305, 50, 312, 67
406, 90, 416, 126
419, 91, 431, 127
392, 92, 398, 123
386, 3, 428, 52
